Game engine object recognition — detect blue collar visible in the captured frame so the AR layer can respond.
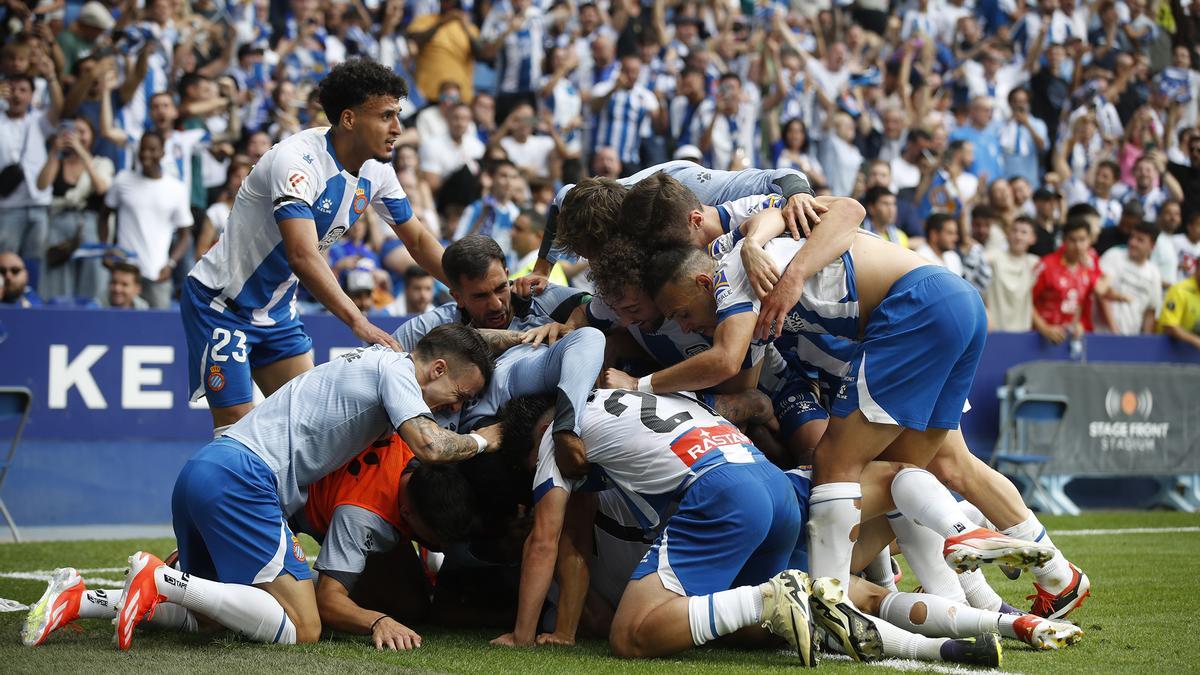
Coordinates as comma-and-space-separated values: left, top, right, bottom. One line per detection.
324, 128, 345, 173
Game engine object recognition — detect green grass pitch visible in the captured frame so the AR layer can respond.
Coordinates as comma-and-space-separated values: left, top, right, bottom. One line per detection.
1, 511, 1198, 674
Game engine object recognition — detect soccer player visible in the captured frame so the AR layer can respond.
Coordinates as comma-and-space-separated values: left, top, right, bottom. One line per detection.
640, 200, 1057, 591
20, 438, 475, 652
515, 159, 823, 295
183, 59, 445, 434
393, 235, 589, 349
111, 324, 495, 650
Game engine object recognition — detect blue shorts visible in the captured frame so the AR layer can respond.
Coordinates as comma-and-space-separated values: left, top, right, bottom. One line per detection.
764, 373, 829, 441
172, 437, 312, 585
631, 459, 802, 596
831, 266, 986, 431
785, 468, 813, 573
181, 278, 312, 408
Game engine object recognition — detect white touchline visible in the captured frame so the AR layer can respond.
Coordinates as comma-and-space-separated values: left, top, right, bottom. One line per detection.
785, 650, 1012, 675
1050, 526, 1200, 536
0, 567, 126, 587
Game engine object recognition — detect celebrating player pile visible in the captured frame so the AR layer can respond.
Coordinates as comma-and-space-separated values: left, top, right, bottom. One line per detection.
23, 108, 1087, 668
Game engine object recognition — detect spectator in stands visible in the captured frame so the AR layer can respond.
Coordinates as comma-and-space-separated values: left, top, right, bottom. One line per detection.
1174, 211, 1200, 280
999, 87, 1048, 188
1033, 217, 1124, 343
957, 215, 993, 295
590, 53, 659, 173
416, 80, 470, 144
195, 156, 251, 259
700, 72, 760, 171
99, 131, 193, 309
1029, 187, 1065, 257
1100, 220, 1164, 335
100, 262, 148, 310
891, 127, 930, 192
509, 208, 567, 286
343, 267, 375, 317
0, 251, 39, 307
455, 159, 521, 264
57, 2, 115, 76
971, 204, 1007, 254
482, 0, 546, 121
392, 266, 435, 317
419, 102, 484, 191
0, 70, 60, 273
916, 213, 963, 275
1158, 259, 1200, 349
950, 96, 1004, 187
670, 66, 708, 151
986, 179, 1021, 232
986, 217, 1040, 332
771, 118, 826, 189
36, 117, 113, 303
860, 186, 907, 247
1124, 154, 1184, 222
489, 103, 563, 181
590, 145, 622, 180
471, 92, 497, 145
917, 140, 974, 221
1097, 200, 1144, 255
407, 1, 482, 103
540, 46, 584, 184
1168, 132, 1200, 221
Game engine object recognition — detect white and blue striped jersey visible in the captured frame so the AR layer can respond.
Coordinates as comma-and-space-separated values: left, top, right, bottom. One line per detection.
533, 390, 759, 531
589, 80, 658, 165
542, 76, 583, 155
696, 91, 761, 170
585, 297, 764, 371
705, 194, 786, 260
669, 95, 707, 148
390, 284, 588, 350
544, 161, 812, 264
189, 127, 415, 326
482, 4, 546, 94
714, 237, 861, 381
226, 346, 432, 516
119, 23, 178, 145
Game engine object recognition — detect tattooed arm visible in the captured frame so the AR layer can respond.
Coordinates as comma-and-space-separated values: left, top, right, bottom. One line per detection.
711, 389, 775, 427
478, 329, 525, 356
398, 416, 502, 463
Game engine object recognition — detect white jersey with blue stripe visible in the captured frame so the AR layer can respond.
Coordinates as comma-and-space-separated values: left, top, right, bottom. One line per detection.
189, 127, 414, 325
705, 194, 785, 260
533, 390, 759, 531
482, 5, 546, 94
589, 81, 657, 164
714, 237, 861, 382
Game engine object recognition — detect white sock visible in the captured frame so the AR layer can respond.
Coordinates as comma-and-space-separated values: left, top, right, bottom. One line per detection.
687, 585, 763, 645
996, 613, 1022, 639
863, 548, 897, 592
956, 500, 993, 529
891, 468, 974, 539
879, 591, 999, 639
146, 602, 199, 632
154, 566, 297, 644
958, 568, 1004, 611
78, 588, 121, 619
1002, 512, 1072, 593
888, 511, 966, 604
807, 482, 862, 588
866, 613, 947, 661
213, 424, 233, 439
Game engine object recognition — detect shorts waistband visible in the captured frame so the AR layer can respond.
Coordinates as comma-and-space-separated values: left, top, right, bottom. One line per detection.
885, 264, 961, 297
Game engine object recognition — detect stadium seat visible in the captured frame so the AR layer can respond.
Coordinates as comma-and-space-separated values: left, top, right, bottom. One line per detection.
0, 387, 32, 542
991, 387, 1078, 516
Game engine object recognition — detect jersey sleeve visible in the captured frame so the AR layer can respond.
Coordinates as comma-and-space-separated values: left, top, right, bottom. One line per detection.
369, 164, 415, 226
390, 304, 457, 350
269, 151, 319, 223
534, 283, 589, 323
380, 354, 434, 429
1158, 285, 1189, 329
714, 242, 761, 323
312, 505, 401, 592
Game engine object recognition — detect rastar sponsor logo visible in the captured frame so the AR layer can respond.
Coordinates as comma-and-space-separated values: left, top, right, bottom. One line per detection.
669, 424, 750, 466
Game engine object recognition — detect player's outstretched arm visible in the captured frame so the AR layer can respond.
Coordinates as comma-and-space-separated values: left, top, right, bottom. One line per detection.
398, 416, 500, 463
278, 217, 402, 350
538, 492, 597, 647
608, 312, 757, 394
389, 212, 447, 284
493, 487, 570, 647
315, 575, 422, 650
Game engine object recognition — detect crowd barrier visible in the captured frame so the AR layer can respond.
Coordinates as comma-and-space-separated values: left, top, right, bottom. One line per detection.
1, 306, 1198, 527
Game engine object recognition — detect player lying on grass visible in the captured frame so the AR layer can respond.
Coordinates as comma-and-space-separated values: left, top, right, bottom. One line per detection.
182, 59, 446, 433
22, 436, 475, 652
45, 325, 495, 651
622, 179, 1086, 615
493, 392, 1025, 668
517, 159, 823, 295
550, 463, 1082, 656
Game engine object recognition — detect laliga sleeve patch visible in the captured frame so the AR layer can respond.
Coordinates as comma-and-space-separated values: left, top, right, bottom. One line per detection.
713, 269, 732, 303
282, 169, 311, 201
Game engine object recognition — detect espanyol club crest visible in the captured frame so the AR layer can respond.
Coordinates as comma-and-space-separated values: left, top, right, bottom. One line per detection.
291, 535, 306, 562
207, 365, 225, 392
351, 187, 368, 214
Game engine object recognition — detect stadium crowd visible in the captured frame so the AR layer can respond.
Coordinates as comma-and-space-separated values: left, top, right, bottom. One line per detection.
0, 0, 1198, 344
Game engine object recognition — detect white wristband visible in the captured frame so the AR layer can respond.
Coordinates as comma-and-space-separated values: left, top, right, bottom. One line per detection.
468, 433, 488, 455
636, 374, 654, 393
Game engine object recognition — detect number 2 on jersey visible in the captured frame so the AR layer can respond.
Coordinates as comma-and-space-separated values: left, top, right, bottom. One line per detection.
210, 328, 248, 363
603, 390, 693, 433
